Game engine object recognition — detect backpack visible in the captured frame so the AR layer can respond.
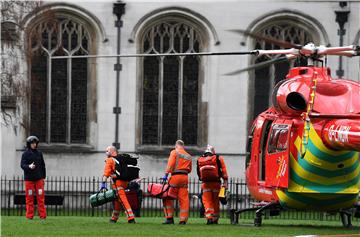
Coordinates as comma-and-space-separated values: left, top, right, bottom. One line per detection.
113, 154, 140, 181
197, 155, 222, 182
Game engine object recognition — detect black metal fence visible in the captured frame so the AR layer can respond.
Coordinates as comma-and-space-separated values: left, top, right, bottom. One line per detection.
1, 175, 358, 222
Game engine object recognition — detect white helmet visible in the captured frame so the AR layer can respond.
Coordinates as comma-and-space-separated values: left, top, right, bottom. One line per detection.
204, 144, 215, 155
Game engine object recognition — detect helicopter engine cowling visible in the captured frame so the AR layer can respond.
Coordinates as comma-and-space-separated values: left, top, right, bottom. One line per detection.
322, 119, 360, 151
272, 79, 308, 115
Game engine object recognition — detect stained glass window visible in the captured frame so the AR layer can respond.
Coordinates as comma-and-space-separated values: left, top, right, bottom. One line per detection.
141, 20, 202, 146
29, 17, 90, 144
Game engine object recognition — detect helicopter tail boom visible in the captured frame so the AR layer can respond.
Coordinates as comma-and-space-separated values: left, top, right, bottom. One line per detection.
322, 119, 360, 151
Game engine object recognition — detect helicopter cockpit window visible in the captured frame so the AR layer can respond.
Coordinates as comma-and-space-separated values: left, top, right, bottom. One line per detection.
268, 124, 289, 153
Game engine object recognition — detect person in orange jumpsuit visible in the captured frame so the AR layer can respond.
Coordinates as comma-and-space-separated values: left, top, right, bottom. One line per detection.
100, 146, 135, 224
197, 145, 228, 224
162, 140, 192, 225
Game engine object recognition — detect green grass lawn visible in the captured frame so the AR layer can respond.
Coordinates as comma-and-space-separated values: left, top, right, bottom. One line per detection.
1, 216, 360, 237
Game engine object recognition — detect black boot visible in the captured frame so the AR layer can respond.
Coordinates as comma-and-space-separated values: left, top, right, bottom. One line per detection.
206, 219, 213, 225
128, 219, 136, 224
109, 219, 117, 224
179, 221, 186, 225
163, 218, 174, 224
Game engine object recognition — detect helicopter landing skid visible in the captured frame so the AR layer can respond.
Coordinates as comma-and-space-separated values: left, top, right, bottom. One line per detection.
340, 209, 353, 228
230, 202, 281, 227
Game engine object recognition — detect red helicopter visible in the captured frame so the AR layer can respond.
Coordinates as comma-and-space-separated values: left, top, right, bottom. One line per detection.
51, 32, 360, 227
227, 35, 360, 227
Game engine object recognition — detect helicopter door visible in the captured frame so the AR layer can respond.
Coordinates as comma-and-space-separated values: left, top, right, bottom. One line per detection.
265, 121, 292, 188
258, 120, 273, 182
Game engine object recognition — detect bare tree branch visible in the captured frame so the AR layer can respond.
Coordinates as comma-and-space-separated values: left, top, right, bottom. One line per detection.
1, 1, 41, 129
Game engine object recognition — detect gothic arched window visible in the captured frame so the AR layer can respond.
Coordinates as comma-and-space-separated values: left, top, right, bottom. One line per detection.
140, 19, 205, 146
29, 16, 92, 144
251, 20, 318, 119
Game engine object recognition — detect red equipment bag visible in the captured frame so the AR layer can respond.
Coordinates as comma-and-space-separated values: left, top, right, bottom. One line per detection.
197, 155, 222, 182
147, 183, 178, 200
125, 190, 140, 210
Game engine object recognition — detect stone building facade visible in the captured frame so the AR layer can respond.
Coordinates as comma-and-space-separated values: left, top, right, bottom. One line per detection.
1, 0, 360, 179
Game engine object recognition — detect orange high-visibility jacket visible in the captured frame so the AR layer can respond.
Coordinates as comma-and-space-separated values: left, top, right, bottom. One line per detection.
166, 148, 192, 175
103, 157, 117, 178
218, 155, 228, 180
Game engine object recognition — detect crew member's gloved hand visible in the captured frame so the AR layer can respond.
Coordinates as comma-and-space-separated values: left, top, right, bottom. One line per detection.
161, 173, 169, 183
222, 180, 228, 189
100, 182, 107, 191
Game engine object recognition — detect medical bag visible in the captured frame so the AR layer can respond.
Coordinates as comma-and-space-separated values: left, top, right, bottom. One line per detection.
147, 183, 178, 200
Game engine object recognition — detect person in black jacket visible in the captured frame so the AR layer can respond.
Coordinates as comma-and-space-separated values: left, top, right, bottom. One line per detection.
20, 136, 46, 219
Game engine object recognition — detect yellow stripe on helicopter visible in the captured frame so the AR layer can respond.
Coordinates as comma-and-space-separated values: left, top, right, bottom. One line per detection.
340, 178, 360, 193
276, 190, 308, 209
307, 123, 348, 156
294, 137, 358, 171
277, 189, 358, 210
287, 179, 319, 193
290, 154, 360, 186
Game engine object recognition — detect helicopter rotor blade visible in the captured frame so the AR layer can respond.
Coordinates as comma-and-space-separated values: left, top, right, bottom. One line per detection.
317, 45, 357, 55
315, 45, 360, 57
229, 29, 303, 49
50, 51, 258, 59
49, 45, 360, 60
224, 55, 296, 76
257, 49, 299, 56
325, 50, 358, 57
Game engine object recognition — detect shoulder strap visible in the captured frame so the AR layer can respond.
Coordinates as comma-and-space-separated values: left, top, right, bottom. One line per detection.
111, 157, 121, 178
216, 155, 223, 178
196, 159, 201, 180
111, 157, 120, 164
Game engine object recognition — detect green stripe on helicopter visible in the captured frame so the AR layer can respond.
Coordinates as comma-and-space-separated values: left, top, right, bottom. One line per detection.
289, 154, 360, 186
281, 122, 360, 210
307, 123, 349, 156
306, 139, 356, 163
277, 191, 358, 211
289, 168, 360, 193
281, 189, 357, 207
296, 153, 359, 178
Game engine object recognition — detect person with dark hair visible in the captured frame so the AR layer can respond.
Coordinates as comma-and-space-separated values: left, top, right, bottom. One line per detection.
20, 136, 46, 220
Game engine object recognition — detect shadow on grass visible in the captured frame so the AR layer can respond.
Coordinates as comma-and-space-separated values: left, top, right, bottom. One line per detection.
234, 222, 360, 230
266, 224, 360, 229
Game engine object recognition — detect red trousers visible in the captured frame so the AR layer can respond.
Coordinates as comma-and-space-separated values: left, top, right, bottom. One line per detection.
111, 180, 135, 221
201, 182, 221, 221
163, 174, 189, 223
25, 179, 46, 219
